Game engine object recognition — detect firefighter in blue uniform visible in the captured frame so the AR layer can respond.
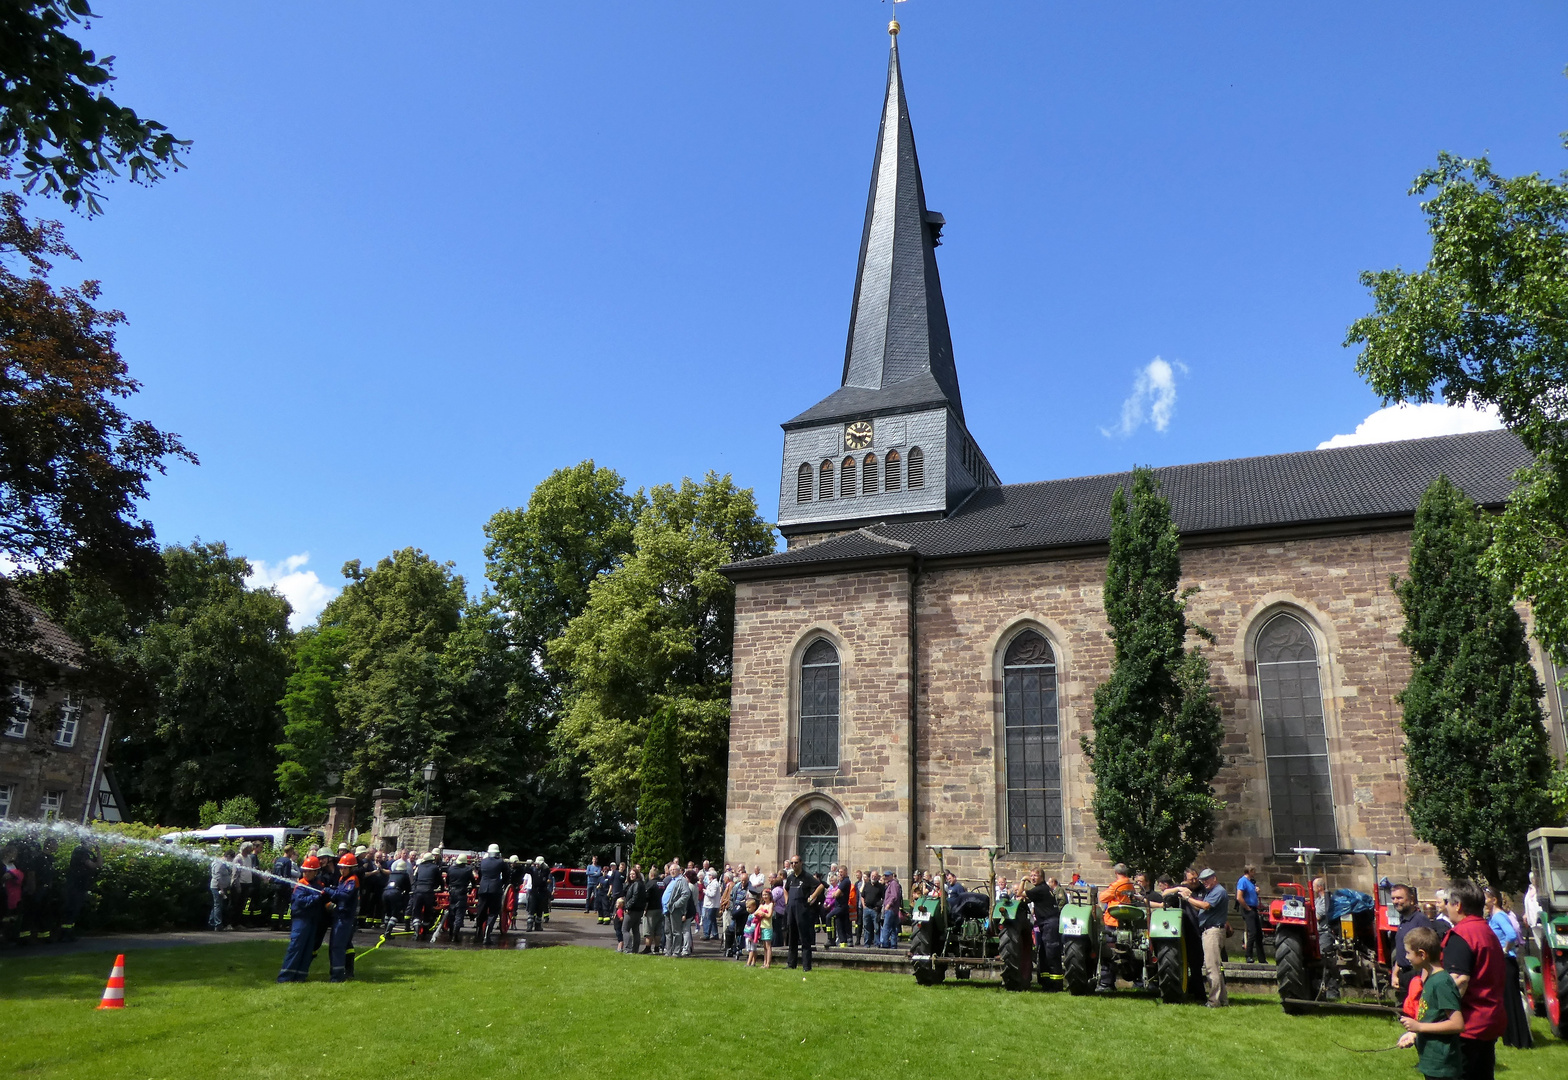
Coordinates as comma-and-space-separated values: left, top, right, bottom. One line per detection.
327, 852, 360, 981
276, 856, 326, 982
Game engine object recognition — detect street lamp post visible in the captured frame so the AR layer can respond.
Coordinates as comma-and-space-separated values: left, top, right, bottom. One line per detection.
421, 762, 436, 813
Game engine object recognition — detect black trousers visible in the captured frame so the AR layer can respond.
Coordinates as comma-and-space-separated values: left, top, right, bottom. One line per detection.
786, 905, 816, 970
1037, 915, 1062, 974
473, 890, 503, 941
1459, 1037, 1496, 1080
1242, 908, 1264, 962
446, 891, 467, 938
410, 891, 437, 934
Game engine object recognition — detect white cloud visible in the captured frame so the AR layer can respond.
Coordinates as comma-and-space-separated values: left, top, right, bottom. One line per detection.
245, 552, 339, 630
1102, 356, 1185, 438
1316, 401, 1503, 450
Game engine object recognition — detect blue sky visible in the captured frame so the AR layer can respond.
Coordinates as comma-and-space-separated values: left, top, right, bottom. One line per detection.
57, 2, 1568, 624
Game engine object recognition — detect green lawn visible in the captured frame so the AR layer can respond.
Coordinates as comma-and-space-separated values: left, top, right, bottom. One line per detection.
5, 942, 1565, 1079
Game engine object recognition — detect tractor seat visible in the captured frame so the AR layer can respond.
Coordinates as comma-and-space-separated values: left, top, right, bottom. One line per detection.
950, 892, 991, 922
1107, 903, 1148, 928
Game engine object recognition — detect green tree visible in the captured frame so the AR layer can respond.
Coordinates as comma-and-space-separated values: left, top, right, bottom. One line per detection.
631, 705, 682, 869
198, 795, 259, 829
274, 625, 348, 826
1083, 468, 1224, 878
115, 542, 293, 824
1345, 148, 1568, 663
315, 548, 465, 815
1394, 476, 1561, 891
552, 472, 773, 860
481, 461, 644, 858
0, 1, 189, 214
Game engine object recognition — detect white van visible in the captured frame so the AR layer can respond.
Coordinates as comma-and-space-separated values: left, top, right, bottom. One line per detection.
160, 824, 311, 849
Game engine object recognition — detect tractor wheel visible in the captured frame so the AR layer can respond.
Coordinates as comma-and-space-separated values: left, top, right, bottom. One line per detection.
1155, 938, 1185, 1004
1063, 937, 1093, 996
999, 916, 1031, 992
1275, 933, 1313, 1015
914, 963, 947, 986
909, 919, 940, 962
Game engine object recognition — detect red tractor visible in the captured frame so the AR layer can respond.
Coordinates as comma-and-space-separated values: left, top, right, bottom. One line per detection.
1267, 847, 1396, 1013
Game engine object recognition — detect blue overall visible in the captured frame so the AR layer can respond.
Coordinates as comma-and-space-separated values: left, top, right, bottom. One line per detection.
327, 875, 359, 982
276, 880, 326, 982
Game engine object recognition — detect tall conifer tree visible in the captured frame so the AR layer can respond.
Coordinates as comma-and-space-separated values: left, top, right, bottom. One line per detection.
1395, 476, 1560, 891
1084, 468, 1224, 877
632, 705, 683, 868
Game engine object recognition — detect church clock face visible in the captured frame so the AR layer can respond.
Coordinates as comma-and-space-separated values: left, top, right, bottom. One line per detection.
844, 421, 874, 450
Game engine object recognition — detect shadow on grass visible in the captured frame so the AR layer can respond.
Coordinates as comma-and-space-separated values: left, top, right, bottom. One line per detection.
0, 940, 429, 1000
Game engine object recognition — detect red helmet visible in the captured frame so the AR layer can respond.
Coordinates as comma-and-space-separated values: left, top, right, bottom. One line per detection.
338, 853, 359, 869
301, 856, 322, 870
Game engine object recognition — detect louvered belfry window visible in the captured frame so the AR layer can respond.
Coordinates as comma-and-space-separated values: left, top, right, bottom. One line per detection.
907, 446, 924, 489
1256, 612, 1338, 851
885, 449, 902, 491
840, 456, 857, 498
819, 460, 834, 500
1003, 630, 1062, 853
799, 639, 840, 770
796, 463, 813, 503
862, 453, 878, 495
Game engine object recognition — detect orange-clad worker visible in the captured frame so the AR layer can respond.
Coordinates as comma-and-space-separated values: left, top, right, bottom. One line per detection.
1097, 862, 1138, 992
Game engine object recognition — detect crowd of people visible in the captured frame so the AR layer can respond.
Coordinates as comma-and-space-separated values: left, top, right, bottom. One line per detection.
1, 834, 103, 945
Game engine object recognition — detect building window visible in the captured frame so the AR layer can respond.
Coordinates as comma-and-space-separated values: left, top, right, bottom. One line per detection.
1256, 611, 1338, 852
908, 446, 925, 489
819, 460, 834, 500
54, 695, 81, 748
40, 789, 63, 821
862, 453, 878, 495
6, 684, 31, 738
1003, 630, 1062, 853
796, 463, 813, 503
840, 456, 857, 498
799, 639, 840, 770
0, 783, 12, 820
885, 449, 902, 491
798, 808, 839, 876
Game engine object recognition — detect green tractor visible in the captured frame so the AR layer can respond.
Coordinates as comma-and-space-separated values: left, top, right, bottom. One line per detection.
908, 845, 1034, 991
1524, 827, 1568, 1039
1059, 883, 1190, 1002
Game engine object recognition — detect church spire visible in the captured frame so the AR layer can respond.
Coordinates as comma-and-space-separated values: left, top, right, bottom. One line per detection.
840, 25, 963, 422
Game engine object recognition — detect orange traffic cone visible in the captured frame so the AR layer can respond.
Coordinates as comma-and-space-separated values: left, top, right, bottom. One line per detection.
97, 954, 126, 1009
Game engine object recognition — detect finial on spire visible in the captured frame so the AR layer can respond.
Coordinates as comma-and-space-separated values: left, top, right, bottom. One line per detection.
889, 19, 899, 36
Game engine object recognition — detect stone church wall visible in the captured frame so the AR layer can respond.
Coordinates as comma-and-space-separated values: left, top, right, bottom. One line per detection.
726, 567, 914, 874
725, 525, 1513, 895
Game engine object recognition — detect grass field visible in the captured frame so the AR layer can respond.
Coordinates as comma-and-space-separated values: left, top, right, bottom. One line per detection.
6, 941, 1566, 1079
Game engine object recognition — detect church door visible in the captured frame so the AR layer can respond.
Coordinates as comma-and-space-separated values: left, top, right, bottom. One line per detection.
798, 810, 838, 876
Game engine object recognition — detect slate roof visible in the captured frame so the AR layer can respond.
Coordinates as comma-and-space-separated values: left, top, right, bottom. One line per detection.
796, 31, 963, 429
0, 589, 85, 667
726, 429, 1531, 578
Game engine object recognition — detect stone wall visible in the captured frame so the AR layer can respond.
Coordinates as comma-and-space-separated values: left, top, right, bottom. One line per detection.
725, 567, 915, 876
725, 526, 1549, 895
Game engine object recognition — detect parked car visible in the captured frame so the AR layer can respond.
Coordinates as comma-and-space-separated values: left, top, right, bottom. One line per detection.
161, 824, 310, 849
552, 866, 588, 908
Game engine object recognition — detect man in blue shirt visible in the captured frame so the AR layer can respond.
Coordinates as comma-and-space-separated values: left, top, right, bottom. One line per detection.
1235, 865, 1263, 963
1389, 882, 1433, 1006
1177, 868, 1229, 1007
585, 857, 603, 915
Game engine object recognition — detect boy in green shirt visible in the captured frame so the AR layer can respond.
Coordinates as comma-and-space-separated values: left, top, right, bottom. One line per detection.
1397, 926, 1465, 1078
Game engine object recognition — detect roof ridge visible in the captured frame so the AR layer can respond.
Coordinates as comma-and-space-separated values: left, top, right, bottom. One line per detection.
854, 527, 914, 550
984, 428, 1519, 496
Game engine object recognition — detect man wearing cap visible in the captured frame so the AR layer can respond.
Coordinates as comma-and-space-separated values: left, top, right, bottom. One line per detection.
1176, 868, 1230, 1007
410, 852, 442, 940
325, 852, 360, 981
445, 854, 477, 944
474, 844, 507, 945
276, 857, 326, 982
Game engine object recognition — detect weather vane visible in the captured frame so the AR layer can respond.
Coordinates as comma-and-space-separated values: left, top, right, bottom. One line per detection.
883, 0, 906, 36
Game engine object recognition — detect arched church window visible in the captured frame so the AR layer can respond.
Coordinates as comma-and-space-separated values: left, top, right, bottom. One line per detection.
797, 463, 813, 503
819, 460, 834, 500
840, 457, 857, 498
798, 809, 838, 875
885, 449, 902, 492
1256, 612, 1338, 851
862, 453, 879, 495
799, 639, 840, 770
907, 447, 925, 489
1002, 630, 1062, 853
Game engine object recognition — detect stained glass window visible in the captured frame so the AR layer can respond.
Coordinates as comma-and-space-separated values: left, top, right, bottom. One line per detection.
1003, 630, 1062, 853
1257, 612, 1337, 851
799, 639, 840, 770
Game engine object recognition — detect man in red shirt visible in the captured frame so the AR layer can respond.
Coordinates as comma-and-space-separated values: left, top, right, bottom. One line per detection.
1440, 881, 1507, 1080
